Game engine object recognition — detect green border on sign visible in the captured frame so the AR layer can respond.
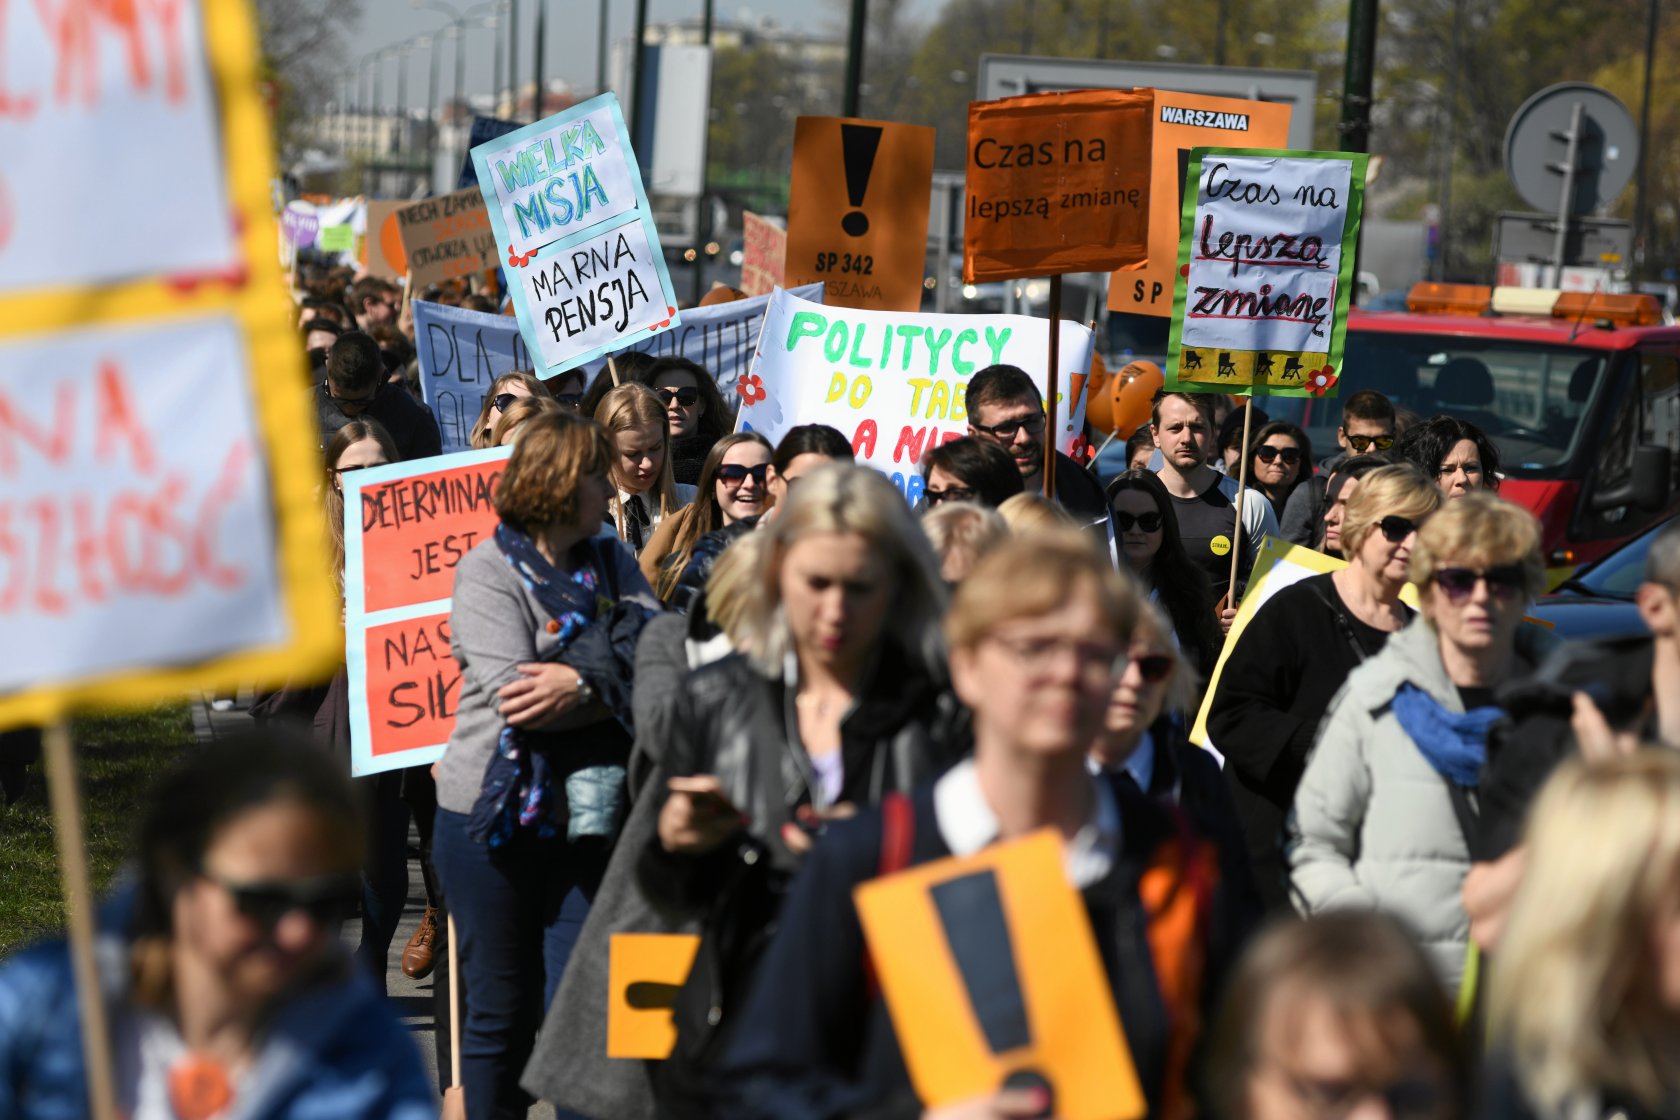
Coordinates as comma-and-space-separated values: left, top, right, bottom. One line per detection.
1165, 147, 1369, 399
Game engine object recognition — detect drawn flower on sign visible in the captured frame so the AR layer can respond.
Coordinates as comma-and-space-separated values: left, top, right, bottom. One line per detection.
507, 246, 535, 268
1305, 366, 1339, 398
1069, 434, 1091, 463
737, 372, 767, 406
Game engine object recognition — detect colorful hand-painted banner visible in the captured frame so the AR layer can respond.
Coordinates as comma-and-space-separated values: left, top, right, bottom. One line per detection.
416, 285, 825, 454
964, 90, 1154, 283
0, 0, 341, 730
344, 448, 510, 776
784, 117, 935, 311
1167, 148, 1367, 399
470, 92, 682, 378
740, 212, 787, 297
740, 288, 1092, 502
396, 186, 500, 288
855, 829, 1147, 1119
1107, 92, 1294, 318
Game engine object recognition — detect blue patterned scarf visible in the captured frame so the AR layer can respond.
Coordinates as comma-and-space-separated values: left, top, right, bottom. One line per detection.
1391, 682, 1501, 788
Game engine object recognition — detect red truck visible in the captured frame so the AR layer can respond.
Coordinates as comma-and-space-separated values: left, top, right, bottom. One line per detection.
1266, 284, 1679, 567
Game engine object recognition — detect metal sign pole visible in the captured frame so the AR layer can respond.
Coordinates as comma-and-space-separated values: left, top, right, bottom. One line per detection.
1549, 101, 1584, 287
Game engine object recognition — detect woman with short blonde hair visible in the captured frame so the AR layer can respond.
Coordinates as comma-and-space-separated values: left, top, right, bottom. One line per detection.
1485, 752, 1680, 1119
1292, 494, 1544, 988
996, 490, 1081, 535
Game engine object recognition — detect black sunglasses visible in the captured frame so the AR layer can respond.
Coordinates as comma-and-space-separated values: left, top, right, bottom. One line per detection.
491, 392, 521, 412
1434, 565, 1527, 602
924, 486, 975, 507
655, 387, 700, 407
1132, 653, 1174, 683
1377, 515, 1418, 543
1346, 433, 1395, 452
324, 380, 376, 410
716, 463, 769, 486
971, 412, 1046, 441
1113, 510, 1164, 533
206, 871, 361, 931
555, 392, 583, 408
1255, 445, 1302, 466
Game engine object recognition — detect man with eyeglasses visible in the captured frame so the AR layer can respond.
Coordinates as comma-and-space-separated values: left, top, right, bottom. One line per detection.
350, 276, 401, 333
1281, 389, 1398, 546
316, 331, 442, 461
964, 364, 1112, 534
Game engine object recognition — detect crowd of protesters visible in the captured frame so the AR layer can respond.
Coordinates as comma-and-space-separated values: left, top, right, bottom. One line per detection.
7, 261, 1680, 1120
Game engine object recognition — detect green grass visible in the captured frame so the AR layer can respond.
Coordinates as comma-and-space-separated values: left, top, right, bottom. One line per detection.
0, 706, 195, 957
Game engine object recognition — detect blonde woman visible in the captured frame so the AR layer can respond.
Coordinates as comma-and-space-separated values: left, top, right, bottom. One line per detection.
918, 500, 1008, 583
637, 463, 958, 1116
996, 490, 1080, 534
470, 370, 550, 449
489, 394, 563, 446
594, 382, 696, 554
1291, 494, 1545, 989
1485, 751, 1680, 1120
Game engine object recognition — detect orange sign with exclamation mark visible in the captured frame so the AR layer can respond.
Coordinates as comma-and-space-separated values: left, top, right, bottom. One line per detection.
785, 115, 934, 313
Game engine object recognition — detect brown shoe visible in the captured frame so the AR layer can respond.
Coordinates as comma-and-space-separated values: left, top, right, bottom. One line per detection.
401, 906, 439, 979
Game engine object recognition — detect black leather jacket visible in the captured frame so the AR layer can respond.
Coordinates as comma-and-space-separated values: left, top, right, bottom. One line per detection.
636, 645, 965, 1115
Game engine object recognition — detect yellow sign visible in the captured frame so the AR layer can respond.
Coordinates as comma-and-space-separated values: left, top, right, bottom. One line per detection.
605, 933, 701, 1060
0, 0, 341, 728
854, 830, 1146, 1119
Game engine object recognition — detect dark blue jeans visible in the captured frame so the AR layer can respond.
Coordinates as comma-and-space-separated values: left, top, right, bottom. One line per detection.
433, 807, 606, 1120
356, 770, 410, 990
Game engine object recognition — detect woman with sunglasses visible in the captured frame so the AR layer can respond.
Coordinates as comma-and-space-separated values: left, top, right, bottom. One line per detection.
1249, 421, 1313, 520
643, 357, 732, 486
595, 383, 697, 557
471, 371, 551, 450
1106, 469, 1222, 680
638, 431, 775, 603
0, 733, 434, 1116
1210, 465, 1442, 911
919, 436, 1023, 510
1291, 493, 1544, 989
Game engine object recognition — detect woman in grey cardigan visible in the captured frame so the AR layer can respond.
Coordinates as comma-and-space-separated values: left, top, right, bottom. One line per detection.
1290, 494, 1545, 991
432, 411, 661, 1120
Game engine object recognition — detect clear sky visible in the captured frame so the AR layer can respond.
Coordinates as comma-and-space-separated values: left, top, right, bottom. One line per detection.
347, 0, 944, 114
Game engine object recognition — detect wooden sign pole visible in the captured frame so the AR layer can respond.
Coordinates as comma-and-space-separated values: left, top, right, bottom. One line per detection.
44, 721, 118, 1120
1227, 399, 1254, 606
1042, 274, 1063, 500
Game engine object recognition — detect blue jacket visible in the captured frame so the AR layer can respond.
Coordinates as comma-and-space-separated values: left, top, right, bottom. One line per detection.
0, 912, 437, 1120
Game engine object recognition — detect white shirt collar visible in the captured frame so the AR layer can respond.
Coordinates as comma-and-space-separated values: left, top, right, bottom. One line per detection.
933, 757, 1122, 888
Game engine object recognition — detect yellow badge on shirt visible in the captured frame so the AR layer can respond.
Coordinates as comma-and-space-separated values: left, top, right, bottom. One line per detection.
1209, 535, 1232, 557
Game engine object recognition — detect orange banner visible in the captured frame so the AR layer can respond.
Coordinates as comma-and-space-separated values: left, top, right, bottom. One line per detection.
1107, 90, 1293, 317
964, 89, 1154, 283
785, 116, 935, 312
854, 829, 1145, 1119
355, 456, 505, 615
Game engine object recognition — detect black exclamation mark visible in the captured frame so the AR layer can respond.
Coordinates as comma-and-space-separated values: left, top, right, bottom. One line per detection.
930, 869, 1054, 1118
840, 123, 883, 237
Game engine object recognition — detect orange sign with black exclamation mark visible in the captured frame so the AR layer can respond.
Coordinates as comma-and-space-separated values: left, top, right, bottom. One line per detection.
785, 115, 935, 313
854, 829, 1147, 1119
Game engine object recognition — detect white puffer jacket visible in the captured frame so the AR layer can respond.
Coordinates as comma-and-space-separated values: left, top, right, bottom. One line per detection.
1288, 616, 1479, 989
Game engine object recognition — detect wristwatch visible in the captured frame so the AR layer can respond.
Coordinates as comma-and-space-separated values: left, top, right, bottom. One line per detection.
575, 678, 597, 706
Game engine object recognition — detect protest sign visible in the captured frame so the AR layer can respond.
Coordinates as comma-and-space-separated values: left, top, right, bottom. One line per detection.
415, 300, 535, 454
1107, 92, 1293, 318
471, 92, 682, 377
318, 224, 354, 253
964, 90, 1154, 283
365, 200, 409, 279
396, 186, 500, 288
784, 117, 935, 311
0, 0, 340, 730
740, 211, 787, 296
855, 829, 1146, 1119
415, 285, 826, 453
1167, 148, 1368, 399
458, 116, 526, 190
606, 934, 702, 1060
740, 288, 1091, 501
282, 202, 321, 249
344, 448, 510, 776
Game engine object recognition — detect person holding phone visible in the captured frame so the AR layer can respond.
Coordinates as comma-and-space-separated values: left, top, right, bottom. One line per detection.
636, 464, 962, 1117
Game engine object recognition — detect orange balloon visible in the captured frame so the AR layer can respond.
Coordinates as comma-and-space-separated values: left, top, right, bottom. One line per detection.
1103, 361, 1164, 439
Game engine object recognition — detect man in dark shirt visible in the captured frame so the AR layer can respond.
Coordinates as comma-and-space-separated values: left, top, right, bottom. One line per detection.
316, 331, 442, 462
965, 363, 1111, 532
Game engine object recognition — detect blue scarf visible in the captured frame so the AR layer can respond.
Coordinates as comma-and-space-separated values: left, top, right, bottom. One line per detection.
467, 525, 612, 849
1390, 682, 1501, 788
